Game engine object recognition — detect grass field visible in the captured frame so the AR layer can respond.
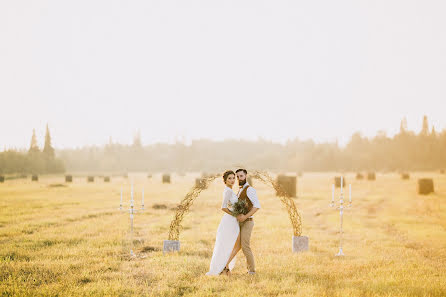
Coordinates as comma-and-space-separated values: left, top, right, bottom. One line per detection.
1, 172, 445, 297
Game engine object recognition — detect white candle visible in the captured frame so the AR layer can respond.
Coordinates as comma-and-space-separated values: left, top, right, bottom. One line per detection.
131, 182, 134, 206
349, 184, 352, 203
331, 184, 335, 203
340, 176, 343, 193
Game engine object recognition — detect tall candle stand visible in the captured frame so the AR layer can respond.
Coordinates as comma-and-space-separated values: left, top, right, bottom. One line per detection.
330, 176, 352, 256
119, 181, 145, 257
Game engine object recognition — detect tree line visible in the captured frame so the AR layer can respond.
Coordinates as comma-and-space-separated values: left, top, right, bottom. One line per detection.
0, 125, 64, 175
1, 116, 445, 174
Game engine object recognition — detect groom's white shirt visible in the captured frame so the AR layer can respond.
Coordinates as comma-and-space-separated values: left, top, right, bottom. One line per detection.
237, 182, 261, 218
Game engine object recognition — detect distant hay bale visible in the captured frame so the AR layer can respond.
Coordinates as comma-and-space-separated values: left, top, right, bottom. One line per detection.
87, 176, 94, 182
147, 174, 152, 179
401, 173, 410, 180
418, 178, 434, 195
367, 172, 376, 181
195, 178, 205, 188
276, 175, 297, 198
104, 176, 110, 182
334, 176, 346, 188
65, 175, 73, 183
162, 174, 171, 184
0, 175, 4, 183
356, 173, 364, 180
31, 175, 38, 182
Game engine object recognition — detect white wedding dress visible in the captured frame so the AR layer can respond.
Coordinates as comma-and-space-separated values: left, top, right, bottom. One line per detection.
205, 186, 240, 275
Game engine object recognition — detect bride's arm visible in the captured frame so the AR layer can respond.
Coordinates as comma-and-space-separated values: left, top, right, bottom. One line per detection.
222, 208, 234, 215
221, 190, 234, 216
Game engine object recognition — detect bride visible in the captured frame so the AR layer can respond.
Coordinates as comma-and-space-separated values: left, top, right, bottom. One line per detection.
205, 170, 241, 276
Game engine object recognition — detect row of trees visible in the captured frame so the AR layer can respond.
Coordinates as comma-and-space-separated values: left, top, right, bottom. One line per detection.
58, 116, 446, 173
1, 116, 445, 174
0, 125, 65, 175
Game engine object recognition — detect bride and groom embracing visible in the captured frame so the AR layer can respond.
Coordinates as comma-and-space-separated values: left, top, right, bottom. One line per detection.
205, 169, 261, 276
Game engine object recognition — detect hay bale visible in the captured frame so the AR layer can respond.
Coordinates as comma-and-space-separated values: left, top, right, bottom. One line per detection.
147, 174, 152, 179
356, 173, 364, 180
367, 172, 376, 181
65, 175, 72, 183
276, 175, 297, 197
0, 175, 4, 183
31, 175, 38, 181
334, 176, 346, 188
401, 173, 410, 180
195, 178, 205, 188
418, 178, 434, 195
162, 174, 171, 184
87, 176, 94, 182
104, 176, 110, 182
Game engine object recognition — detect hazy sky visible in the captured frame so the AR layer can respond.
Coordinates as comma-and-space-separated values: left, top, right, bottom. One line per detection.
1, 0, 445, 149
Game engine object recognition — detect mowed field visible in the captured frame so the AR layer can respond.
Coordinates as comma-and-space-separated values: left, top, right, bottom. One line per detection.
1, 172, 445, 297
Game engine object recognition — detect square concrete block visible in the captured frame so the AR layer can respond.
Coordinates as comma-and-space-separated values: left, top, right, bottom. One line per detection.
163, 240, 180, 253
292, 236, 309, 253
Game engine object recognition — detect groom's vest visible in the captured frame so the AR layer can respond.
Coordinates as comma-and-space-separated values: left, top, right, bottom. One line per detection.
238, 185, 253, 212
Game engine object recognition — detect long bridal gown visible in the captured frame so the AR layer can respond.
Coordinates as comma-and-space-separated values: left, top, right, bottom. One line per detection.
205, 186, 240, 275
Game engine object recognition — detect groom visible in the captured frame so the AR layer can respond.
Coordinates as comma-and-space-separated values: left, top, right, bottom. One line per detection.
235, 169, 261, 275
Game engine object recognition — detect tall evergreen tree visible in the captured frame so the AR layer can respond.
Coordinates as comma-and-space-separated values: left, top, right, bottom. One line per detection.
28, 129, 40, 154
43, 124, 55, 158
421, 115, 429, 136
133, 130, 142, 147
399, 117, 408, 134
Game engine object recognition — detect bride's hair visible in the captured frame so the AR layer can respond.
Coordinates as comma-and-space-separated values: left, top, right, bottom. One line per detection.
222, 170, 235, 183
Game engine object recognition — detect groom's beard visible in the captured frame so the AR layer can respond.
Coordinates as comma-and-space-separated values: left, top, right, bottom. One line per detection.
238, 179, 246, 187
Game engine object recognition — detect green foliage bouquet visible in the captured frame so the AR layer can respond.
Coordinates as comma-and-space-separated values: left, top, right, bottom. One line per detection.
228, 199, 249, 217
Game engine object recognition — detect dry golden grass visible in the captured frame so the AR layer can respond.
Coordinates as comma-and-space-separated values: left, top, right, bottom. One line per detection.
1, 172, 445, 296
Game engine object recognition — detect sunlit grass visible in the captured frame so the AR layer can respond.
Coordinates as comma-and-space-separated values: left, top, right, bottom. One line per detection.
0, 172, 445, 296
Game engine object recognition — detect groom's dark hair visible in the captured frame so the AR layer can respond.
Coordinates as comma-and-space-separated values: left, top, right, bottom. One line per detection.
236, 169, 247, 175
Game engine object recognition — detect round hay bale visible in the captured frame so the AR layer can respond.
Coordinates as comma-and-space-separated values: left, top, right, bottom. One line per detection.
31, 175, 38, 182
0, 175, 4, 183
334, 176, 346, 188
367, 172, 376, 181
418, 178, 434, 195
355, 173, 364, 180
401, 173, 410, 180
276, 175, 297, 198
65, 175, 73, 183
104, 176, 110, 182
162, 174, 171, 184
87, 176, 94, 182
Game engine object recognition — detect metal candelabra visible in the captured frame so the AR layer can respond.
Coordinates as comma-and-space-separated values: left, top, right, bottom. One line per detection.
119, 181, 145, 257
330, 176, 352, 256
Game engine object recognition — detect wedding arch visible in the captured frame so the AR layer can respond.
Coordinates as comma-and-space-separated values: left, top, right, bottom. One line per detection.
167, 170, 302, 241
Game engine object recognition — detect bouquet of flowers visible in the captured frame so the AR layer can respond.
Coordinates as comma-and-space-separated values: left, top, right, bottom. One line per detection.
228, 199, 249, 217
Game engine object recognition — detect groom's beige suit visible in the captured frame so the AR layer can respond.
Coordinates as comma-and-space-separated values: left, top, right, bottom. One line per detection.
237, 182, 261, 273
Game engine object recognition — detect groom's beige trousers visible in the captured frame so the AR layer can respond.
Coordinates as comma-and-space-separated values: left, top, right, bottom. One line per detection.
239, 219, 255, 272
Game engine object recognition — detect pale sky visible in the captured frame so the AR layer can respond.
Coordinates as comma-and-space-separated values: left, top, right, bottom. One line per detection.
1, 0, 445, 149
